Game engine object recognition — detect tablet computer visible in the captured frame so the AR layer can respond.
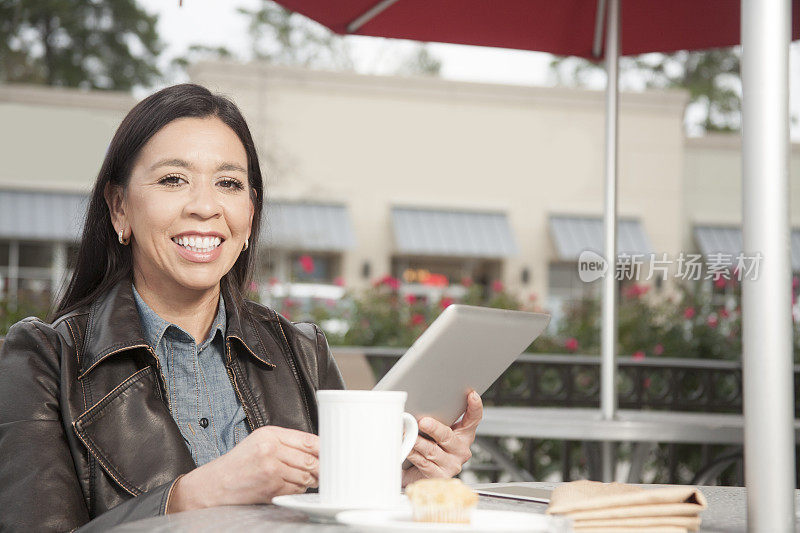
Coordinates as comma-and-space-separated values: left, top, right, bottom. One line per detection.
373, 304, 550, 425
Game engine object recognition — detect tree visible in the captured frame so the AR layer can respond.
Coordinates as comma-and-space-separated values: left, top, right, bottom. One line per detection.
551, 47, 741, 134
237, 1, 442, 77
0, 0, 163, 90
237, 1, 354, 70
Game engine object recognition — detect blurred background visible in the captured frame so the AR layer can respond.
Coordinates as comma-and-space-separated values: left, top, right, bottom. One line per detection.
1, 0, 800, 486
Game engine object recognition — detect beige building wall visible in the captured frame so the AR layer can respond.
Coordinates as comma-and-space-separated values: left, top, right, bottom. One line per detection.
683, 135, 800, 253
189, 62, 689, 304
0, 85, 134, 192
12, 66, 795, 309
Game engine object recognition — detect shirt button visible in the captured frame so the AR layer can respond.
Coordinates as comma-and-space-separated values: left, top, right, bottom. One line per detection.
199, 418, 209, 428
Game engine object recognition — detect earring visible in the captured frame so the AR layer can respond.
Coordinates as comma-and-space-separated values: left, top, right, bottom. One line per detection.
118, 229, 129, 246
243, 237, 249, 252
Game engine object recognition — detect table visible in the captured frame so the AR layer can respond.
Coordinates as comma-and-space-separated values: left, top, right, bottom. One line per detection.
477, 407, 800, 482
110, 482, 800, 532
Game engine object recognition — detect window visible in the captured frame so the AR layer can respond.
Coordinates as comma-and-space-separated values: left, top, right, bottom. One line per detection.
289, 253, 339, 283
19, 242, 52, 269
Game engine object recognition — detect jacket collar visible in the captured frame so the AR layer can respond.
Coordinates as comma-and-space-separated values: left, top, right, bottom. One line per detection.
79, 277, 273, 378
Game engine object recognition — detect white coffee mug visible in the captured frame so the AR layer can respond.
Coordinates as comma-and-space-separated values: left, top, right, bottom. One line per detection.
316, 390, 418, 508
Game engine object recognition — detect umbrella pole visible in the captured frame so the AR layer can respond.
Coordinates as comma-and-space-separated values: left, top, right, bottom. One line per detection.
741, 0, 796, 530
600, 0, 620, 483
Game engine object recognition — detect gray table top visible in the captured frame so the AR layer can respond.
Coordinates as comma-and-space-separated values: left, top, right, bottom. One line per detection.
109, 482, 800, 532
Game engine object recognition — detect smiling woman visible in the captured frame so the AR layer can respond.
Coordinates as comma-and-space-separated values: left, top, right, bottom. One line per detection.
0, 84, 346, 531
0, 83, 481, 532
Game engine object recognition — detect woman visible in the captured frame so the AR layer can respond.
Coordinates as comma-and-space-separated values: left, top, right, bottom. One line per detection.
0, 84, 482, 531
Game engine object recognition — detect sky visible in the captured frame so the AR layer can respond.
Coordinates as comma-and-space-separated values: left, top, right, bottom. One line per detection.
137, 0, 800, 140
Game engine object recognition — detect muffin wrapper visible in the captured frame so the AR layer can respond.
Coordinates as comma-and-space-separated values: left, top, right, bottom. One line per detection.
411, 503, 474, 524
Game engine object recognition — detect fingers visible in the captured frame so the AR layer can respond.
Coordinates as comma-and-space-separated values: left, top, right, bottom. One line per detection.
272, 427, 320, 455
406, 450, 447, 478
453, 390, 483, 433
418, 417, 457, 452
277, 444, 319, 474
408, 435, 462, 477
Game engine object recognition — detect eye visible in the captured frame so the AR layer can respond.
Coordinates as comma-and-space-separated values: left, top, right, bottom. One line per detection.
158, 173, 186, 187
217, 177, 245, 191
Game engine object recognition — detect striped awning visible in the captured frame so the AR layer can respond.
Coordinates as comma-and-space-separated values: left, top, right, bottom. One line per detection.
549, 215, 653, 260
263, 201, 355, 251
695, 225, 800, 270
391, 206, 517, 258
0, 189, 88, 241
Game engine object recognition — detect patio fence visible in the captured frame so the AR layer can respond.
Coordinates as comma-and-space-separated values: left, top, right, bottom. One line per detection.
357, 348, 800, 486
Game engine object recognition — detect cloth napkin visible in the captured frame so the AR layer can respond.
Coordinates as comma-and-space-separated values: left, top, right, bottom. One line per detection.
545, 480, 707, 532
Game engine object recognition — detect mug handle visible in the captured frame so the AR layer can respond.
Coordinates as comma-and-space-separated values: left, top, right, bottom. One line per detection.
399, 412, 419, 463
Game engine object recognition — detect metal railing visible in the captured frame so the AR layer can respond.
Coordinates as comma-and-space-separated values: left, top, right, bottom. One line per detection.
351, 348, 800, 485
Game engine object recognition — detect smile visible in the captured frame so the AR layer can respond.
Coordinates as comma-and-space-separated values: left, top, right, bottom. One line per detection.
171, 235, 223, 253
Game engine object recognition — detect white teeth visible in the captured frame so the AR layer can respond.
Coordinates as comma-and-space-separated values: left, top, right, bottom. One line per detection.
173, 235, 223, 253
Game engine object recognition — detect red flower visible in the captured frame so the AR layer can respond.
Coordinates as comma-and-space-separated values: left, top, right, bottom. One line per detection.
333, 276, 345, 287
248, 281, 259, 292
405, 294, 416, 305
491, 280, 504, 292
269, 277, 279, 286
707, 315, 719, 328
375, 275, 400, 290
720, 307, 730, 319
624, 284, 649, 299
461, 276, 473, 288
298, 254, 315, 274
653, 344, 664, 356
410, 313, 425, 326
643, 377, 652, 389
714, 277, 727, 289
565, 337, 579, 352
684, 307, 696, 319
440, 297, 453, 310
283, 298, 297, 308
632, 350, 645, 361
423, 273, 449, 287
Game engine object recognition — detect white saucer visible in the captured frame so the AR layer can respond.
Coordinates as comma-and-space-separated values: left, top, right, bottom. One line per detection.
336, 508, 567, 532
272, 493, 408, 522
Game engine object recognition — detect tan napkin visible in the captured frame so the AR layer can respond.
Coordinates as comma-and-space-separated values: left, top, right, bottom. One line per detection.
546, 480, 707, 532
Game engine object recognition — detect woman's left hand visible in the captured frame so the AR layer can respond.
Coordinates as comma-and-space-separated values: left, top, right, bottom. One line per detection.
402, 390, 483, 486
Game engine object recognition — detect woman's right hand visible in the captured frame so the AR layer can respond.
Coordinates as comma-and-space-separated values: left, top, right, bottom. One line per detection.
167, 425, 319, 512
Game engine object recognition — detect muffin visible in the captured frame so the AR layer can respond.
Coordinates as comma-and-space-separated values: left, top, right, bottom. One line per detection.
405, 478, 479, 524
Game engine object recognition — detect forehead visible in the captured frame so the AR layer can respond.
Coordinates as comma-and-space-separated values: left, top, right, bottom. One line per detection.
136, 116, 247, 170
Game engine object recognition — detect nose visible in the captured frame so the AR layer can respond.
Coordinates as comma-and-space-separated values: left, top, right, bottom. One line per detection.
184, 179, 222, 219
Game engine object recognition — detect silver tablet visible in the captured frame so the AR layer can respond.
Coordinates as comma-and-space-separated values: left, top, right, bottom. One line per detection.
373, 304, 550, 425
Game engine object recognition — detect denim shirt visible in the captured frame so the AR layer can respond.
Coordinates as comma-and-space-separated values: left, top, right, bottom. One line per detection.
132, 285, 250, 466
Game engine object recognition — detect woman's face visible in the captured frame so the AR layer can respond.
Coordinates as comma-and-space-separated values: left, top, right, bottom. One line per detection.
108, 116, 254, 296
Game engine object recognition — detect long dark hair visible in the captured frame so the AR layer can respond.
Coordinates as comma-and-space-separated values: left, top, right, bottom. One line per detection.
53, 84, 264, 319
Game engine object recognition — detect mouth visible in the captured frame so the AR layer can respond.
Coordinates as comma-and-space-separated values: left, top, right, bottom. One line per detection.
171, 235, 225, 253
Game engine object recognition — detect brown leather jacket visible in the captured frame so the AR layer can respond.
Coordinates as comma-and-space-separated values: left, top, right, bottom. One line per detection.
0, 279, 345, 532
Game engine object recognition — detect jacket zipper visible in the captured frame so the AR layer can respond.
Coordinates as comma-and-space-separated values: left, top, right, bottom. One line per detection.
275, 320, 313, 429
225, 339, 258, 431
144, 345, 171, 411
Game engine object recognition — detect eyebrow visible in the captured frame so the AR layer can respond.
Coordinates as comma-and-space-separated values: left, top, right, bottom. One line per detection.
149, 158, 247, 174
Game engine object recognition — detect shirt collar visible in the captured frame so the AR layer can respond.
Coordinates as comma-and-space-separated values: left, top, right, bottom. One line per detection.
132, 284, 226, 350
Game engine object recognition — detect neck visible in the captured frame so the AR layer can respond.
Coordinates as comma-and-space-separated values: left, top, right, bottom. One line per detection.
132, 272, 221, 344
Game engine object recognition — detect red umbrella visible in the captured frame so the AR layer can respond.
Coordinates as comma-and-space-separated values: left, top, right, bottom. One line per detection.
272, 1, 799, 528
277, 0, 799, 57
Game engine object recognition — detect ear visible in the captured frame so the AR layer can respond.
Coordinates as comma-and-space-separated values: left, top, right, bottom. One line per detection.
104, 183, 127, 236
247, 188, 256, 240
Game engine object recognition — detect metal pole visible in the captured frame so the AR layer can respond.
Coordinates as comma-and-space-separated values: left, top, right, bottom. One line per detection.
600, 0, 620, 483
741, 0, 796, 531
